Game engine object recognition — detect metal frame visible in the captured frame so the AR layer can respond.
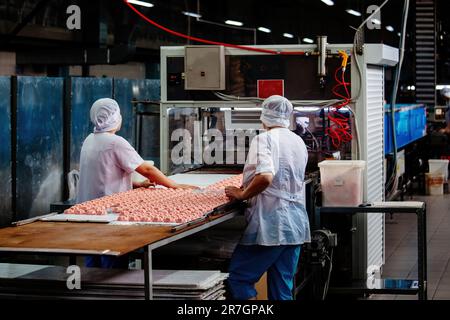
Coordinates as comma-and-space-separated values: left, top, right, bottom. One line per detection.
318, 202, 427, 300
159, 44, 354, 175
0, 211, 239, 300
159, 44, 399, 281
142, 211, 238, 300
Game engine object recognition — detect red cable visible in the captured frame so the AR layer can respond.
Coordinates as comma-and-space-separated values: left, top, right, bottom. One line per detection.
123, 0, 306, 56
327, 66, 353, 149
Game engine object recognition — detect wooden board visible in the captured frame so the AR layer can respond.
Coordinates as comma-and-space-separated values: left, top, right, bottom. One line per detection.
0, 213, 235, 256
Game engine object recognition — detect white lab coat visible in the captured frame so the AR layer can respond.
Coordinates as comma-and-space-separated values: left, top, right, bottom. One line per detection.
241, 128, 311, 246
77, 133, 144, 203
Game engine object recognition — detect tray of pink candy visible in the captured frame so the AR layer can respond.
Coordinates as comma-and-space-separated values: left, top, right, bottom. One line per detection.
64, 175, 243, 226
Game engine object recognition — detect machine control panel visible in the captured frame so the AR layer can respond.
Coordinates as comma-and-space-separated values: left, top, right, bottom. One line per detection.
185, 45, 226, 90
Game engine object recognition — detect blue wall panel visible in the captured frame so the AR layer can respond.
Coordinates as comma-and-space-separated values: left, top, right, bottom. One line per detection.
130, 80, 161, 166
113, 79, 138, 146
70, 78, 113, 170
16, 77, 64, 220
0, 77, 12, 226
113, 79, 160, 147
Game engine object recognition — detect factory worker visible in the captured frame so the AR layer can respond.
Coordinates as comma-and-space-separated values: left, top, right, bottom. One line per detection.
225, 95, 310, 301
78, 98, 196, 268
78, 98, 195, 204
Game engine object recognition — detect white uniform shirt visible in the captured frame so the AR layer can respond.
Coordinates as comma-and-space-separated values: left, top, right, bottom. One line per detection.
77, 133, 144, 203
241, 128, 311, 246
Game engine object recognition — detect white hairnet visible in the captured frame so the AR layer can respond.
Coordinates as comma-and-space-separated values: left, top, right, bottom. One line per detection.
442, 88, 450, 100
90, 98, 122, 133
260, 95, 294, 128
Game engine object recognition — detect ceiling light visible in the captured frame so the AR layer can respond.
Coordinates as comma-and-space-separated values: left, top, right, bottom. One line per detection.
386, 26, 395, 32
371, 19, 381, 25
182, 11, 202, 18
346, 9, 362, 17
225, 20, 243, 27
302, 38, 314, 44
258, 27, 271, 33
127, 0, 154, 8
283, 33, 294, 39
321, 0, 335, 6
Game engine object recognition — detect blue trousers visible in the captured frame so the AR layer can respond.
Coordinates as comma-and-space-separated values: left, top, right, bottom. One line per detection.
85, 255, 129, 269
228, 245, 301, 301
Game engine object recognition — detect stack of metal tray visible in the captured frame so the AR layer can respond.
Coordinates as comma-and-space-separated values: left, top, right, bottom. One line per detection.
0, 264, 228, 300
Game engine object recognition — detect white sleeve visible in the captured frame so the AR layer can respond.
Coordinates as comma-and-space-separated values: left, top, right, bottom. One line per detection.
253, 135, 276, 176
114, 138, 145, 174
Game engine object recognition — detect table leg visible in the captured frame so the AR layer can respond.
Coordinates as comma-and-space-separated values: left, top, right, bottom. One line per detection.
422, 207, 428, 300
144, 245, 153, 300
417, 208, 427, 301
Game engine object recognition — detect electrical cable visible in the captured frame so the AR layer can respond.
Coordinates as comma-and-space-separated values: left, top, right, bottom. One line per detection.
351, 0, 390, 102
125, 0, 384, 156
386, 0, 410, 198
322, 248, 334, 300
327, 60, 353, 149
123, 0, 306, 56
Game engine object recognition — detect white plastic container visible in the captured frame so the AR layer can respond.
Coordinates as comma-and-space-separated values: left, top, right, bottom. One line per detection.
429, 160, 449, 181
426, 173, 445, 196
319, 160, 366, 207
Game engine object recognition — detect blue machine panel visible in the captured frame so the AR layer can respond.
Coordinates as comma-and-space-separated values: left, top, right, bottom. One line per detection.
16, 77, 64, 220
70, 77, 113, 170
385, 104, 427, 155
0, 77, 12, 226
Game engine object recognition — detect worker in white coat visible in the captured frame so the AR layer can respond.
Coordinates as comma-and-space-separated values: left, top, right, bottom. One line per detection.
225, 95, 311, 300
78, 98, 196, 268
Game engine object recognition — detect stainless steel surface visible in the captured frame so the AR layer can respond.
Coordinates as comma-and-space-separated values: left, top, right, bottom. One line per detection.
0, 248, 121, 256
149, 211, 239, 251
317, 35, 328, 77
13, 213, 58, 227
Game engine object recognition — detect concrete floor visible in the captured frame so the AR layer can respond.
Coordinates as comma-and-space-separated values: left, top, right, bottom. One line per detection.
371, 193, 450, 300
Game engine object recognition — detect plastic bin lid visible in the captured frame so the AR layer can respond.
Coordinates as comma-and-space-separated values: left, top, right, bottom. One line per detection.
429, 159, 450, 164
318, 160, 366, 168
426, 173, 445, 177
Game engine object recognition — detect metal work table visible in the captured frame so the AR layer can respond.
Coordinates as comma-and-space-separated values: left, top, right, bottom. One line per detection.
318, 202, 427, 300
0, 209, 240, 300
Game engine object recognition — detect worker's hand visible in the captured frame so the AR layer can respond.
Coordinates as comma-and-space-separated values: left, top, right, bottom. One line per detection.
225, 186, 245, 201
173, 184, 200, 190
134, 180, 156, 189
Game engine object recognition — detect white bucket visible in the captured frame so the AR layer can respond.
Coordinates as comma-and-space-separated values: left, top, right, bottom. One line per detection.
429, 160, 449, 181
426, 173, 445, 196
319, 160, 366, 207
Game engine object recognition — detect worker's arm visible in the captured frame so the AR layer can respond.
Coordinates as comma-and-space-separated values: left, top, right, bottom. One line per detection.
133, 180, 155, 189
135, 163, 197, 189
225, 174, 273, 201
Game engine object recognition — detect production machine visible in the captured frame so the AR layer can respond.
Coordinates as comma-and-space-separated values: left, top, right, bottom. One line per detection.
158, 40, 400, 299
